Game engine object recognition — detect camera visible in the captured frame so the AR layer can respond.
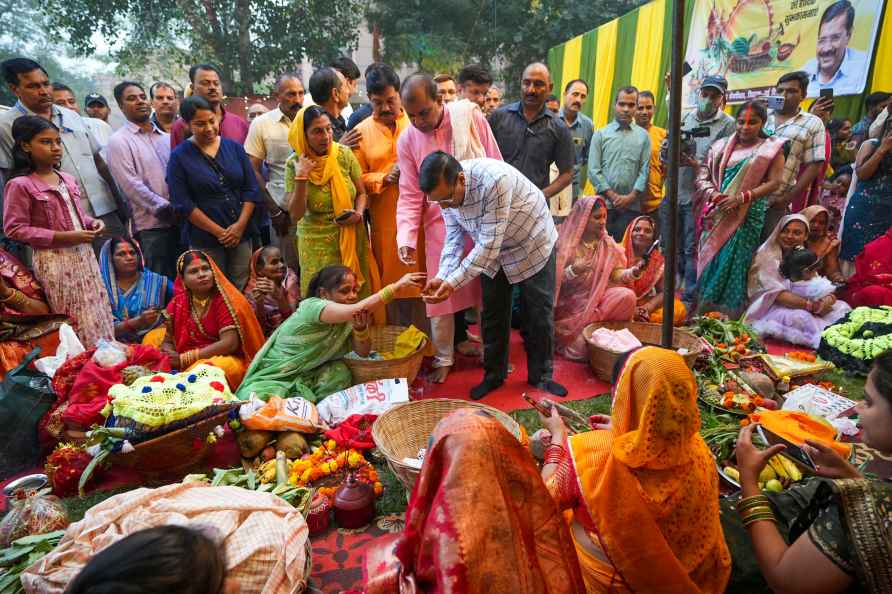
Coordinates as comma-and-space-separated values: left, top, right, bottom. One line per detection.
660, 126, 711, 165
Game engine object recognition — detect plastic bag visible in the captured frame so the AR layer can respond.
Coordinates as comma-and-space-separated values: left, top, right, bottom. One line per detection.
316, 378, 409, 426
240, 396, 326, 433
92, 339, 129, 368
0, 488, 69, 547
589, 328, 642, 353
34, 323, 84, 378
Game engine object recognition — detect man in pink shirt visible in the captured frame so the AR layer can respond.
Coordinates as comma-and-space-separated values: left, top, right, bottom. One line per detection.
170, 64, 249, 148
396, 73, 502, 383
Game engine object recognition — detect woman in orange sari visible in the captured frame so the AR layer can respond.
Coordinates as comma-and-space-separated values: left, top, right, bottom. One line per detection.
540, 346, 732, 592
0, 247, 67, 378
364, 408, 585, 594
145, 250, 264, 389
620, 215, 687, 325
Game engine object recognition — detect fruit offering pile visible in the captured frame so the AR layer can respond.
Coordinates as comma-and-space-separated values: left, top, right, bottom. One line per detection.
722, 454, 804, 492
690, 313, 764, 362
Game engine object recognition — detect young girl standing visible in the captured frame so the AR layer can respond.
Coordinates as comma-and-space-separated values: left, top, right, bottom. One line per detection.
2, 116, 114, 348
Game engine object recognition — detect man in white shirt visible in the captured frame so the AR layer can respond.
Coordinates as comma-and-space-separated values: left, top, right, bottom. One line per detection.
803, 0, 869, 96
51, 84, 113, 153
244, 73, 305, 270
420, 152, 566, 400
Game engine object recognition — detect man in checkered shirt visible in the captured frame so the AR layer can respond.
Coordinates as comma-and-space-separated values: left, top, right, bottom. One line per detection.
762, 70, 828, 239
418, 151, 566, 400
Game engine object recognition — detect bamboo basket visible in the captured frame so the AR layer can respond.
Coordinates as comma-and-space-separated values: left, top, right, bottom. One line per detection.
583, 321, 703, 382
344, 325, 427, 385
110, 406, 237, 477
372, 399, 522, 490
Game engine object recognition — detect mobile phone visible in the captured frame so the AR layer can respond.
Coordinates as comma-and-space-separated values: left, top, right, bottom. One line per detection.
766, 95, 785, 111
820, 87, 834, 100
757, 425, 817, 471
523, 393, 554, 416
334, 210, 354, 223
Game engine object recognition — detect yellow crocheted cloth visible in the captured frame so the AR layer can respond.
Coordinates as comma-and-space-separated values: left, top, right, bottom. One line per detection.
108, 364, 237, 428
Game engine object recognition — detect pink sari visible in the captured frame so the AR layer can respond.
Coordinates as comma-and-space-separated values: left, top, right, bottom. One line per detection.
695, 134, 787, 277
554, 197, 636, 360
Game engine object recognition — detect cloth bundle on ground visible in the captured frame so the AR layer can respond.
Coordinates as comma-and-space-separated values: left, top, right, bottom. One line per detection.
20, 482, 310, 594
38, 344, 170, 443
106, 364, 237, 439
324, 414, 376, 450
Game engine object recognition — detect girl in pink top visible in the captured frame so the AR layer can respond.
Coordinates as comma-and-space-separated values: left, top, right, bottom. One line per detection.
2, 116, 114, 347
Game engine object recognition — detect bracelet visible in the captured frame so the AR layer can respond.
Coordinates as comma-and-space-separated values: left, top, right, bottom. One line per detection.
352, 326, 370, 340
740, 191, 753, 204
742, 510, 777, 528
544, 443, 565, 465
378, 284, 396, 305
737, 494, 770, 513
294, 176, 309, 183
740, 505, 774, 520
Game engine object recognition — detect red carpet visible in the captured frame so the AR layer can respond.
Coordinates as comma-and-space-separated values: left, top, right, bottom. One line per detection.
413, 329, 611, 410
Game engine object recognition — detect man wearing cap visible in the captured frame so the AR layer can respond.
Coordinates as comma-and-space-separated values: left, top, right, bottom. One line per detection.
660, 74, 735, 311
83, 93, 114, 150
51, 84, 113, 154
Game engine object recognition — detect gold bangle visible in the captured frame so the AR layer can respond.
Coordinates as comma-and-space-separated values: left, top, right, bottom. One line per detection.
739, 505, 774, 520
352, 327, 370, 340
742, 512, 777, 528
737, 494, 770, 510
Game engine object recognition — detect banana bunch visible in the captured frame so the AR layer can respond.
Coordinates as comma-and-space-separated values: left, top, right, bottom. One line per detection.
259, 459, 278, 484
722, 455, 803, 493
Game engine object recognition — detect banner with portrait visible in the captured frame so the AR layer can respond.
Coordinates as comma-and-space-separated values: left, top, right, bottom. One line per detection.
683, 0, 887, 106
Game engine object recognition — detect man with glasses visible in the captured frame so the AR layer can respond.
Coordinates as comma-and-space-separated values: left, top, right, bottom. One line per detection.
419, 151, 565, 400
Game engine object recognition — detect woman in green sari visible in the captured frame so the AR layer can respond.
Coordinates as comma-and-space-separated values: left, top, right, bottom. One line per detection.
724, 350, 892, 594
695, 101, 786, 316
236, 265, 424, 401
285, 105, 381, 303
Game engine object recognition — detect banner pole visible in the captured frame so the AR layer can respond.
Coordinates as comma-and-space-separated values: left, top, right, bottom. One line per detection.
661, 0, 686, 348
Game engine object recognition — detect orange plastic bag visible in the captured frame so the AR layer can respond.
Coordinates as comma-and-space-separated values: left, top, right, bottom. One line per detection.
240, 396, 326, 433
751, 410, 852, 458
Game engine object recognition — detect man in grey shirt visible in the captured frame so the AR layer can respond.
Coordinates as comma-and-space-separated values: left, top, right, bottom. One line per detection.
659, 75, 735, 309
0, 58, 129, 253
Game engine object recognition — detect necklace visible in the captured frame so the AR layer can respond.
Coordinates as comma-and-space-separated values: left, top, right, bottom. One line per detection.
581, 238, 598, 251
191, 294, 211, 309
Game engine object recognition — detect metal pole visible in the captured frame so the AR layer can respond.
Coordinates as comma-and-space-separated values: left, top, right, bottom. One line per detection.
661, 0, 686, 347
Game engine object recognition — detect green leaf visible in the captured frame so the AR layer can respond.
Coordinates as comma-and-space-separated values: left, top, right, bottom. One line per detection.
10, 531, 65, 546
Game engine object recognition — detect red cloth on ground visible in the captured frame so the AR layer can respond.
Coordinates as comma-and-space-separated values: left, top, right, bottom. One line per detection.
49, 345, 171, 432
325, 414, 377, 450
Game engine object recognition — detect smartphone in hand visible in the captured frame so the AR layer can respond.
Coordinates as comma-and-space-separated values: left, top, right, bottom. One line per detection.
335, 210, 355, 223
757, 425, 817, 471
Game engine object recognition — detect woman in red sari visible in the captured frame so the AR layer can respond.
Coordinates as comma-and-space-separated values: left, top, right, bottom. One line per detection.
619, 215, 686, 325
146, 250, 264, 389
0, 247, 67, 378
841, 228, 892, 307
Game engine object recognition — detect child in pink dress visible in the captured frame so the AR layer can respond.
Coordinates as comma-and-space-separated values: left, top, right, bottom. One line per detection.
749, 248, 850, 348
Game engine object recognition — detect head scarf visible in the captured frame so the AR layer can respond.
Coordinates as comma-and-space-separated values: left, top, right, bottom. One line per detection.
287, 106, 365, 287
365, 409, 586, 594
173, 250, 265, 363
620, 215, 663, 298
553, 196, 627, 347
801, 204, 841, 260
568, 347, 731, 594
99, 238, 169, 324
243, 247, 300, 304
745, 214, 809, 319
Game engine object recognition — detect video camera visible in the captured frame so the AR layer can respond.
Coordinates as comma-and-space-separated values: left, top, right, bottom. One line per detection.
660, 126, 711, 165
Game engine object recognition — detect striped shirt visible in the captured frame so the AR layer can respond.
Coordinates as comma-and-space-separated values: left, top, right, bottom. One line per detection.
766, 109, 826, 195
437, 158, 557, 289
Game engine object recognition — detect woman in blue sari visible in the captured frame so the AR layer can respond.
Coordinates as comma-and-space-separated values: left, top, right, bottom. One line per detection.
99, 237, 173, 343
694, 101, 786, 316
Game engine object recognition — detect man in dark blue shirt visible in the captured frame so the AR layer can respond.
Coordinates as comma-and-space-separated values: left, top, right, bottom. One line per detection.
487, 62, 574, 197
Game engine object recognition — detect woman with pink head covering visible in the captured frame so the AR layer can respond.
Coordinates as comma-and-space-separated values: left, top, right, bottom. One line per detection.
553, 196, 637, 361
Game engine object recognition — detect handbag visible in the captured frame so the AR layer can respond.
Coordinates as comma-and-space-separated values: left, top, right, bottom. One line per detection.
0, 348, 57, 479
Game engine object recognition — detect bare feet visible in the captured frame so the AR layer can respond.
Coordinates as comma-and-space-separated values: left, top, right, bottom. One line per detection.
429, 365, 451, 383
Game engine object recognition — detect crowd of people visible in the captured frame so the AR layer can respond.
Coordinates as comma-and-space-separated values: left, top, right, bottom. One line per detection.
1, 39, 891, 594
1, 51, 891, 395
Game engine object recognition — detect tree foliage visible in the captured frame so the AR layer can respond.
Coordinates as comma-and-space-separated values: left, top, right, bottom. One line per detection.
367, 0, 646, 98
0, 0, 98, 107
38, 0, 365, 95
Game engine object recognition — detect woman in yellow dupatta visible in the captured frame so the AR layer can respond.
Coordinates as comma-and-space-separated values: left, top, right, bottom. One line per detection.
285, 105, 382, 315
541, 346, 732, 593
145, 250, 265, 389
